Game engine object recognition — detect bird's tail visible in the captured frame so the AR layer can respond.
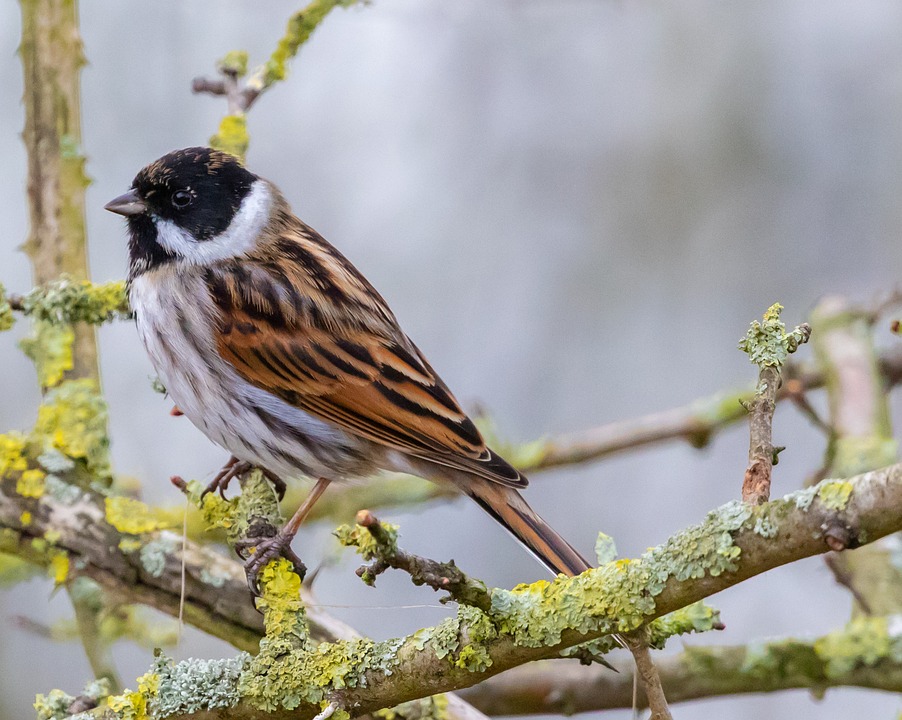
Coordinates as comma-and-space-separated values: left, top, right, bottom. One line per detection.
458, 479, 591, 577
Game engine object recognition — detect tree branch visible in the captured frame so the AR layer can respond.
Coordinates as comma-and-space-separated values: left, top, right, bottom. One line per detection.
458, 617, 902, 714
66, 463, 902, 720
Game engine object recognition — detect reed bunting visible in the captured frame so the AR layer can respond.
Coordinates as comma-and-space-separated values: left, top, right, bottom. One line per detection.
106, 147, 589, 590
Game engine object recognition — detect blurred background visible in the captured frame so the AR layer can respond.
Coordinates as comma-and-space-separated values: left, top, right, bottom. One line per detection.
2, 0, 902, 718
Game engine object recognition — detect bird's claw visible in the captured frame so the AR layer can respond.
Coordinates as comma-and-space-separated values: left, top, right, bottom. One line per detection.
235, 522, 306, 596
202, 458, 287, 501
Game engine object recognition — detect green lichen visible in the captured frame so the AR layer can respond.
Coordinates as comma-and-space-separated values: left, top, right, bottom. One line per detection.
814, 616, 902, 677
816, 480, 854, 511
0, 282, 14, 331
262, 0, 356, 86
20, 320, 74, 387
34, 379, 111, 479
209, 115, 249, 162
377, 695, 449, 720
594, 532, 618, 565
411, 606, 497, 672
34, 688, 77, 720
492, 501, 750, 647
237, 558, 407, 712
335, 519, 400, 560
104, 496, 176, 535
646, 600, 722, 649
15, 278, 130, 326
218, 50, 249, 77
738, 303, 810, 369
791, 484, 819, 511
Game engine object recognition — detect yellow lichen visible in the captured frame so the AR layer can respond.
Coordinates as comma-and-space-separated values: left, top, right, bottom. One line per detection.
34, 379, 111, 478
105, 496, 175, 535
0, 433, 28, 476
49, 552, 69, 584
16, 468, 46, 498
210, 115, 249, 162
106, 671, 159, 720
817, 480, 854, 511
20, 511, 32, 526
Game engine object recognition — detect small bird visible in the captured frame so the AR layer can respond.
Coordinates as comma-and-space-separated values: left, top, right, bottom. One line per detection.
106, 147, 590, 590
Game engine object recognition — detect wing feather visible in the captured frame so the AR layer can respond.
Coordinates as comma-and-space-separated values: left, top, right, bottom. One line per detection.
207, 220, 525, 488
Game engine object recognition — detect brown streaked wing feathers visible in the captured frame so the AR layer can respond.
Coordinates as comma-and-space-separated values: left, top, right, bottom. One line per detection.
208, 217, 526, 488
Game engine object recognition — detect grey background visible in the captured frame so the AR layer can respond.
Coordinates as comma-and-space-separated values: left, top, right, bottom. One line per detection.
2, 1, 902, 718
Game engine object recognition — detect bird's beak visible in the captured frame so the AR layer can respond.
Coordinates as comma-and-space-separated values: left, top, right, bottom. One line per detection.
104, 189, 147, 216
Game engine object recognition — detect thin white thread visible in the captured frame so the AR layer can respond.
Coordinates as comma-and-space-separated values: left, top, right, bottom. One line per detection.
177, 494, 188, 647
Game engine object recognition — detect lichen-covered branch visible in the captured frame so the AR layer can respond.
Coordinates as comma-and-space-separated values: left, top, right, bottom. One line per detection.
19, 0, 97, 383
336, 510, 493, 613
0, 466, 356, 650
71, 463, 902, 720
738, 304, 811, 504
810, 296, 901, 615
458, 615, 902, 714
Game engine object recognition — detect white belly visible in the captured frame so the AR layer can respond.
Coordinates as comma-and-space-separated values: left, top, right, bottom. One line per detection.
129, 268, 374, 481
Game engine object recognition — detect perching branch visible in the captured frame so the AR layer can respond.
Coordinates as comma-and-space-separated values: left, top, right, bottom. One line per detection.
70, 463, 902, 720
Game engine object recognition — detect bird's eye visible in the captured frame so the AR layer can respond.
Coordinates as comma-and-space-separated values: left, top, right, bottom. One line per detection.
171, 190, 193, 209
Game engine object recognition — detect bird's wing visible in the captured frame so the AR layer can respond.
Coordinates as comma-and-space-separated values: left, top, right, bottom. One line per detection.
204, 223, 526, 488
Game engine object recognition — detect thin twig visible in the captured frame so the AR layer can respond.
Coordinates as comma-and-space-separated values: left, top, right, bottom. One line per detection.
344, 510, 493, 613
739, 305, 811, 504
622, 630, 672, 720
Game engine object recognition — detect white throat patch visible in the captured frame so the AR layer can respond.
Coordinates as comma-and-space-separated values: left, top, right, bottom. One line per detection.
153, 180, 272, 264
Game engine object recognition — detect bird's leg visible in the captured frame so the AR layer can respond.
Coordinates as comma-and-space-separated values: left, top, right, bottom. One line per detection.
202, 456, 287, 500
236, 477, 332, 594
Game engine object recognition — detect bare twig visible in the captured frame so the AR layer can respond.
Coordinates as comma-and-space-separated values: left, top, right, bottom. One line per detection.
622, 630, 672, 720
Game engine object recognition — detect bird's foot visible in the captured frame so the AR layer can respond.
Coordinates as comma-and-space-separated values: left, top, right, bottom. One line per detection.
234, 519, 306, 595
202, 457, 286, 500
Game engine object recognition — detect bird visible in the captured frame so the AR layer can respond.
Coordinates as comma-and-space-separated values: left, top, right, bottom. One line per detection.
105, 146, 590, 591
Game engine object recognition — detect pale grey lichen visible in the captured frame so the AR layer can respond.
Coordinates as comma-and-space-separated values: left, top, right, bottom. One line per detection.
200, 567, 227, 588
790, 484, 819, 511
139, 536, 177, 578
37, 449, 76, 474
153, 653, 249, 717
753, 515, 778, 538
43, 474, 82, 505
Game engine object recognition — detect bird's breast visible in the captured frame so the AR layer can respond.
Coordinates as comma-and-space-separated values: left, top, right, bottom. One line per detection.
128, 267, 377, 481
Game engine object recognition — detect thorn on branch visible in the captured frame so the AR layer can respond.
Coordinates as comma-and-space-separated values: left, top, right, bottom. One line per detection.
336, 510, 493, 613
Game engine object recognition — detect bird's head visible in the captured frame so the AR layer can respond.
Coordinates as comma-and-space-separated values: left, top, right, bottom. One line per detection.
106, 147, 270, 277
